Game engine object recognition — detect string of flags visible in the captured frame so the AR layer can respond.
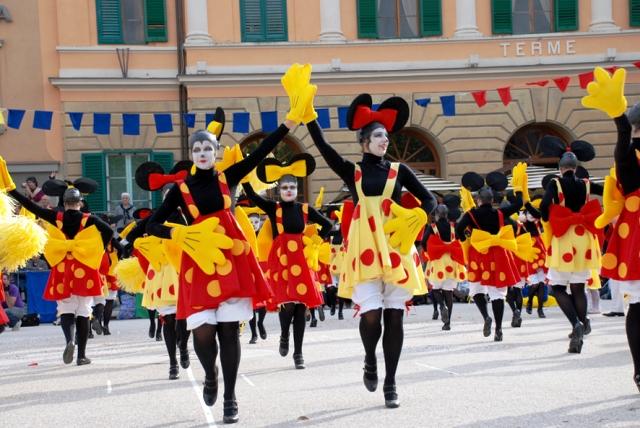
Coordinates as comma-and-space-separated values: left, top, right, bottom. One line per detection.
1, 61, 638, 134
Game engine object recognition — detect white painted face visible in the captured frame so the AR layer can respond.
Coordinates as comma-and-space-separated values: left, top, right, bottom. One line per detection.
249, 215, 260, 231
365, 127, 389, 157
518, 213, 527, 223
526, 212, 535, 222
191, 140, 217, 170
280, 181, 298, 203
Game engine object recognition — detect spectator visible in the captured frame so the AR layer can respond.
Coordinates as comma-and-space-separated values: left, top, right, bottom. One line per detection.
23, 176, 44, 202
13, 203, 22, 215
113, 193, 136, 229
2, 273, 25, 331
25, 255, 49, 271
40, 195, 54, 209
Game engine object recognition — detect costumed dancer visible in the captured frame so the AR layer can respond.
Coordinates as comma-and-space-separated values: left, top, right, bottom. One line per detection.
539, 134, 604, 354
455, 166, 535, 341
146, 67, 305, 421
420, 196, 465, 331
520, 196, 549, 318
309, 91, 437, 408
6, 174, 112, 365
499, 196, 526, 328
328, 208, 347, 319
583, 68, 640, 389
243, 153, 332, 368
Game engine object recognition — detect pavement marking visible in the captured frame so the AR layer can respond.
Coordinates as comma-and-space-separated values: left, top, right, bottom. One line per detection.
241, 374, 255, 386
415, 363, 459, 376
186, 366, 217, 427
107, 380, 112, 394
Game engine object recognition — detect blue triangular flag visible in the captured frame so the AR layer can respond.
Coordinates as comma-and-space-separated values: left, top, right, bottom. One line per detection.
183, 113, 196, 129
68, 112, 83, 131
372, 103, 381, 111
205, 113, 215, 127
317, 108, 331, 129
233, 112, 250, 134
33, 110, 53, 130
440, 95, 456, 117
337, 107, 349, 129
415, 98, 431, 108
7, 109, 26, 129
260, 111, 278, 133
154, 114, 173, 134
122, 114, 140, 136
94, 113, 111, 135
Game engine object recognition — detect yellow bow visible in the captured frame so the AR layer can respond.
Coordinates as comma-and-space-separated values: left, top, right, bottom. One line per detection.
302, 234, 323, 271
44, 225, 105, 270
513, 233, 539, 262
470, 226, 517, 254
134, 235, 168, 272
239, 206, 265, 216
265, 159, 307, 182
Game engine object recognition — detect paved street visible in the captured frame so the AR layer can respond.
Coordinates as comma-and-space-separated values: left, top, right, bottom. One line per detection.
1, 300, 638, 428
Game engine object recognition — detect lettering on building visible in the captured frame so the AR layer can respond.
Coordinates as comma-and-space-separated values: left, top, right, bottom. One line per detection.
0, 6, 11, 22
499, 40, 576, 57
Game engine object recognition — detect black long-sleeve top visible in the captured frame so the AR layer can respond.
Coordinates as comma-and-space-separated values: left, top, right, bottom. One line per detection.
110, 237, 124, 259
521, 202, 542, 237
455, 194, 523, 241
147, 124, 290, 239
243, 183, 332, 239
539, 170, 604, 221
307, 121, 437, 216
420, 217, 453, 250
9, 189, 113, 247
328, 229, 344, 245
613, 114, 640, 196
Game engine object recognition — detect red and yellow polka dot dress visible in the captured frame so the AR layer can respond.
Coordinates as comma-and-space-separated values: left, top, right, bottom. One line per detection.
265, 203, 325, 309
601, 188, 640, 280
44, 213, 105, 301
142, 262, 179, 309
547, 179, 601, 273
175, 175, 273, 319
329, 241, 346, 278
105, 246, 120, 291
424, 223, 466, 283
339, 163, 427, 299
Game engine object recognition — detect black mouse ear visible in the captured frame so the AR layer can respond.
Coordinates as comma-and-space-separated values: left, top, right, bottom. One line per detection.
485, 171, 508, 192
461, 172, 484, 191
570, 140, 596, 162
442, 194, 461, 209
575, 166, 590, 179
42, 179, 69, 197
493, 191, 504, 204
541, 174, 559, 190
447, 207, 461, 222
135, 162, 165, 191
540, 136, 567, 158
73, 178, 99, 194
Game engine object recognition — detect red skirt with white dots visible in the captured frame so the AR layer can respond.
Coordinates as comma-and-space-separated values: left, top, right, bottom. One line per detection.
601, 190, 640, 280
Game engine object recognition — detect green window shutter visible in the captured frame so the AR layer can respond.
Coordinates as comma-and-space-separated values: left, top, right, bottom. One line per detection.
264, 0, 288, 41
554, 0, 579, 31
144, 0, 168, 42
631, 0, 640, 27
241, 0, 264, 41
82, 153, 107, 212
357, 0, 378, 38
420, 0, 442, 36
491, 0, 512, 34
150, 152, 174, 208
96, 0, 123, 44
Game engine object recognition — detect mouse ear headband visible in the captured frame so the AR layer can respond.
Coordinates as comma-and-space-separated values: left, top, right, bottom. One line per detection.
135, 160, 192, 191
42, 178, 98, 197
346, 94, 410, 143
256, 153, 316, 184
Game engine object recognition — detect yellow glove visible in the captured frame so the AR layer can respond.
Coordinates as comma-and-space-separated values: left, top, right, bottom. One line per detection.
301, 87, 318, 124
134, 235, 168, 272
0, 156, 16, 192
383, 203, 428, 255
169, 217, 234, 275
281, 63, 316, 124
460, 187, 475, 212
302, 234, 323, 271
582, 67, 627, 118
510, 162, 527, 194
595, 167, 625, 229
522, 173, 530, 204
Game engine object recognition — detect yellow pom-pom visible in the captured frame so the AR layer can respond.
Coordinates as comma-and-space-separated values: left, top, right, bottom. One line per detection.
0, 216, 48, 271
113, 257, 146, 294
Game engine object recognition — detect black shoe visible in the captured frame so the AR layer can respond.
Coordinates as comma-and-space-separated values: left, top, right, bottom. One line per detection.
583, 318, 592, 336
363, 361, 378, 392
494, 329, 503, 342
526, 298, 533, 315
440, 306, 450, 325
511, 309, 522, 328
180, 349, 190, 369
0, 324, 5, 335
156, 328, 163, 341
88, 331, 94, 339
330, 307, 336, 316
432, 310, 439, 320
76, 357, 92, 366
103, 325, 111, 335
249, 334, 258, 344
169, 364, 180, 380
383, 385, 400, 408
279, 336, 289, 357
538, 309, 546, 318
483, 317, 492, 337
202, 367, 219, 407
310, 319, 317, 328
603, 312, 625, 317
223, 399, 239, 424
293, 353, 305, 369
568, 322, 584, 354
149, 324, 155, 338
634, 374, 640, 393
318, 306, 325, 322
338, 312, 344, 320
442, 323, 451, 331
63, 341, 75, 364
92, 318, 103, 335
258, 323, 267, 340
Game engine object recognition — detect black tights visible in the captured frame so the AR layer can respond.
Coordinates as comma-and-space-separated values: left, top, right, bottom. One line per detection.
506, 287, 523, 313
473, 293, 504, 330
432, 289, 453, 319
279, 303, 306, 354
93, 303, 104, 324
162, 314, 178, 366
626, 303, 640, 377
147, 309, 162, 335
61, 313, 75, 344
76, 316, 89, 358
359, 308, 404, 387
552, 283, 587, 327
103, 300, 114, 327
192, 322, 241, 401
176, 319, 190, 353
528, 282, 545, 310
248, 308, 267, 337
327, 287, 337, 309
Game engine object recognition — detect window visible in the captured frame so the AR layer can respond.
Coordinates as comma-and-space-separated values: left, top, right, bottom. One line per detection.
632, 0, 640, 27
96, 0, 168, 44
357, 0, 442, 39
384, 129, 440, 177
492, 0, 578, 34
503, 124, 564, 167
241, 0, 288, 42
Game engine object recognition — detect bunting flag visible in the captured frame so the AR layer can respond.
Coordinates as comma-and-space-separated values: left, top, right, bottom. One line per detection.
33, 110, 53, 130
260, 111, 278, 132
7, 109, 25, 129
0, 109, 5, 126
154, 114, 173, 134
471, 91, 487, 108
415, 98, 431, 107
553, 76, 571, 92
578, 71, 595, 89
205, 113, 216, 127
606, 66, 618, 74
526, 80, 549, 87
183, 113, 196, 128
68, 112, 83, 131
634, 62, 640, 69
94, 113, 111, 135
123, 114, 140, 136
440, 95, 456, 116
372, 103, 380, 111
497, 87, 512, 106
316, 108, 331, 129
233, 112, 250, 134
337, 106, 349, 128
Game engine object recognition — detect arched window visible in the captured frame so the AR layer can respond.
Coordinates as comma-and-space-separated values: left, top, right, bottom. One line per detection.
504, 124, 566, 167
385, 128, 440, 177
240, 134, 308, 202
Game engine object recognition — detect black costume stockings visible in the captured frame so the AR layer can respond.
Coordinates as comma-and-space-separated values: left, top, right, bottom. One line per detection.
279, 303, 306, 354
103, 300, 114, 327
248, 308, 267, 338
626, 303, 640, 377
552, 283, 587, 326
176, 319, 191, 354
473, 293, 504, 331
162, 314, 178, 366
528, 282, 545, 310
76, 316, 89, 358
359, 308, 404, 387
432, 289, 453, 319
61, 313, 75, 344
506, 287, 523, 313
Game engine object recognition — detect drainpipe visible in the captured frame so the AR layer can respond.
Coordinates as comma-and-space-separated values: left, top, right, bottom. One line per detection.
176, 0, 189, 160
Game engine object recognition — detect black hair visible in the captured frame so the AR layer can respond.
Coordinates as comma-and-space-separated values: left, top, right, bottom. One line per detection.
26, 176, 37, 186
356, 121, 386, 145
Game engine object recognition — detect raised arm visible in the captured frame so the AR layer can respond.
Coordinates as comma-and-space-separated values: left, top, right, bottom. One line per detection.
498, 192, 523, 218
398, 164, 438, 215
307, 120, 355, 183
242, 183, 276, 214
524, 202, 541, 219
8, 189, 57, 225
308, 206, 332, 239
614, 114, 633, 165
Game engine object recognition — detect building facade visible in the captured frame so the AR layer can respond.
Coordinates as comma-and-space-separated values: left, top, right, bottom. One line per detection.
1, 0, 639, 211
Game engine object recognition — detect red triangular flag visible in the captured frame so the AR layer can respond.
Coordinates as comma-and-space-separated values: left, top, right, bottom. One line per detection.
497, 87, 512, 106
633, 61, 640, 69
578, 71, 595, 89
605, 66, 618, 74
526, 80, 549, 87
553, 76, 571, 92
471, 91, 487, 108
